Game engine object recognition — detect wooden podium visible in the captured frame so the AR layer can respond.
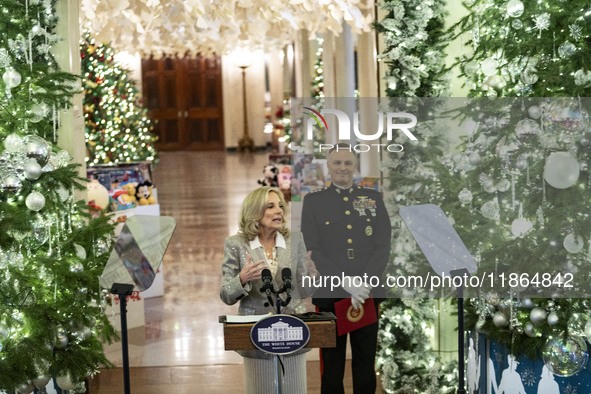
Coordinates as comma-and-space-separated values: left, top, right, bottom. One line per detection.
220, 313, 337, 351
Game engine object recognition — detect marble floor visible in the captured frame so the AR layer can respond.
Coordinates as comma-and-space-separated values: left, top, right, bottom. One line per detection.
88, 151, 370, 392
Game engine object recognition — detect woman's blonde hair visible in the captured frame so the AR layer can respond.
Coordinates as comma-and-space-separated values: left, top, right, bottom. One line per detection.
239, 186, 289, 241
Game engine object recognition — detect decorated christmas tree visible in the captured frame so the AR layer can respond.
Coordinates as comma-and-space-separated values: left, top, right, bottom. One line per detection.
452, 0, 591, 98
374, 0, 456, 392
81, 33, 157, 166
448, 0, 591, 364
374, 0, 450, 97
311, 36, 325, 100
382, 0, 591, 382
0, 1, 115, 392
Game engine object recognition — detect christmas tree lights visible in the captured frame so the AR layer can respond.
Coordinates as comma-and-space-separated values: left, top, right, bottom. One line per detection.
81, 33, 157, 166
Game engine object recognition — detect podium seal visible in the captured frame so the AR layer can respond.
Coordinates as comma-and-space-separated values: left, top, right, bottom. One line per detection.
250, 314, 310, 355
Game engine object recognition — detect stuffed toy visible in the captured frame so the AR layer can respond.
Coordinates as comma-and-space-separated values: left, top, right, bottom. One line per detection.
110, 189, 136, 211
121, 183, 138, 204
136, 180, 157, 205
257, 164, 279, 187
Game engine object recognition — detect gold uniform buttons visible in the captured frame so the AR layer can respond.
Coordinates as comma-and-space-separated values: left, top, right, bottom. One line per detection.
325, 221, 330, 225
347, 224, 352, 229
343, 196, 349, 202
345, 210, 351, 215
347, 239, 353, 244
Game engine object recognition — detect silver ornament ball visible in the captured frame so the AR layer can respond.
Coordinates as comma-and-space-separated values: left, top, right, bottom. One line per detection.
32, 375, 51, 389
24, 159, 42, 180
3, 133, 25, 153
25, 191, 46, 211
547, 311, 559, 326
0, 175, 23, 195
3, 67, 22, 88
493, 311, 509, 327
527, 105, 542, 120
530, 307, 548, 325
24, 135, 50, 167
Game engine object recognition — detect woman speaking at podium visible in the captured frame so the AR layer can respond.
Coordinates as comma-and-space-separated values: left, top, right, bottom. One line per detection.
220, 186, 317, 393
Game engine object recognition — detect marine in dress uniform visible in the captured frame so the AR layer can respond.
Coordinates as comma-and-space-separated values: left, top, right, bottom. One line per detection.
302, 181, 392, 394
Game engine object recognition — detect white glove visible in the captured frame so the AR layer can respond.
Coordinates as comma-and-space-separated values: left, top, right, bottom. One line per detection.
342, 276, 370, 310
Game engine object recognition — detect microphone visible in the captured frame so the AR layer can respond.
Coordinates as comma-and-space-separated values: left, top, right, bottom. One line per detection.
260, 268, 273, 296
281, 268, 292, 308
281, 268, 292, 295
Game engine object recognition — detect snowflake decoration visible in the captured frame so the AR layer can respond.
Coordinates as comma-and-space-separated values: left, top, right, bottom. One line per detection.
564, 384, 578, 394
533, 13, 551, 32
569, 23, 583, 41
520, 368, 537, 387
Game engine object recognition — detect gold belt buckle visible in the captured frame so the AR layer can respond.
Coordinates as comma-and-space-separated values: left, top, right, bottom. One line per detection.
347, 248, 354, 259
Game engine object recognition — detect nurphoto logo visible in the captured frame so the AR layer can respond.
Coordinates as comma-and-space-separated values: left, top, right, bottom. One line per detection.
302, 106, 418, 153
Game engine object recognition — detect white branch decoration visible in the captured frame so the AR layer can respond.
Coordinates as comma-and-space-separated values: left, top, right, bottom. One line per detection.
80, 0, 371, 55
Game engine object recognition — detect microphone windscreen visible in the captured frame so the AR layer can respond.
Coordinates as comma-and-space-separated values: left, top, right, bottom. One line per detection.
281, 268, 292, 279
261, 268, 272, 281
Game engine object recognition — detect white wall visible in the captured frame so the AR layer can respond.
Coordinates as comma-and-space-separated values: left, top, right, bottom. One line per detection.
221, 52, 268, 149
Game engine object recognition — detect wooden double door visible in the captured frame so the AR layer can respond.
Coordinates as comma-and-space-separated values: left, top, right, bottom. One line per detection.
142, 55, 224, 151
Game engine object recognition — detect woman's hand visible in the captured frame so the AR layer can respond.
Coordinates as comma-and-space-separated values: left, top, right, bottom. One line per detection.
239, 253, 267, 286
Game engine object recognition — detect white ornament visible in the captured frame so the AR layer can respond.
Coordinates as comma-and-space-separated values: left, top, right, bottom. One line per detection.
547, 311, 559, 325
28, 103, 49, 123
481, 199, 500, 221
55, 373, 76, 390
25, 191, 46, 211
481, 58, 498, 76
24, 159, 42, 180
493, 311, 509, 327
3, 67, 21, 88
524, 322, 537, 337
485, 74, 505, 89
495, 179, 510, 192
543, 152, 580, 189
515, 157, 528, 170
56, 185, 70, 202
506, 0, 524, 17
530, 307, 547, 325
458, 188, 473, 205
511, 19, 523, 30
511, 218, 533, 238
74, 244, 87, 260
4, 133, 25, 153
32, 375, 51, 389
515, 118, 540, 137
527, 106, 542, 119
520, 70, 539, 85
483, 179, 496, 193
563, 233, 584, 254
